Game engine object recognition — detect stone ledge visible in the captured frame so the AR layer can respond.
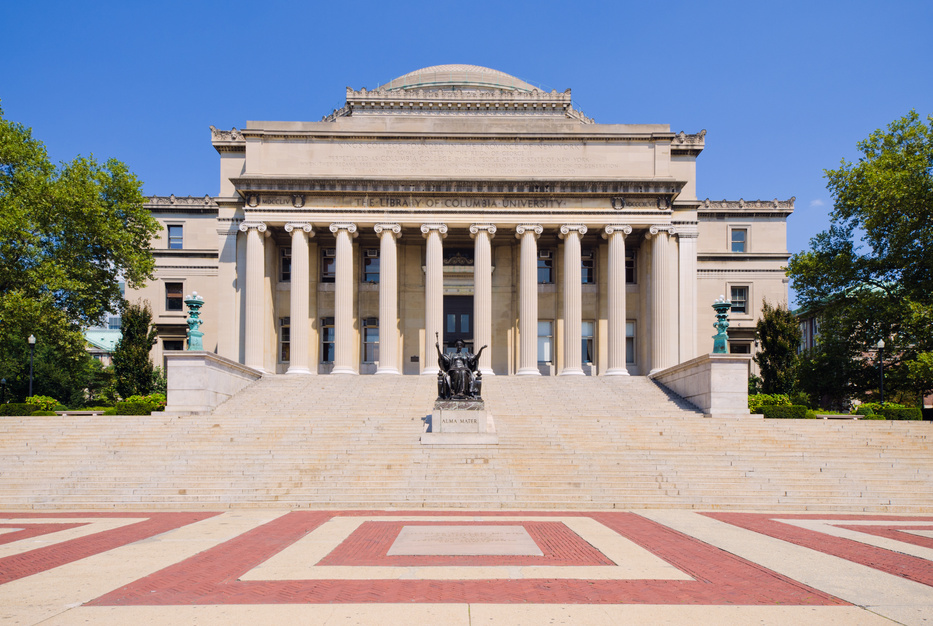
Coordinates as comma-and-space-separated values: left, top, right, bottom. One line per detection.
650, 354, 755, 419
165, 351, 263, 415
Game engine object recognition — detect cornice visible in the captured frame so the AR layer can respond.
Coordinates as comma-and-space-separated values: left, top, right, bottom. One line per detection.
231, 177, 686, 197
699, 197, 796, 216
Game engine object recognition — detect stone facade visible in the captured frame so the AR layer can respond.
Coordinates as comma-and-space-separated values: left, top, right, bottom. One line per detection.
132, 65, 792, 376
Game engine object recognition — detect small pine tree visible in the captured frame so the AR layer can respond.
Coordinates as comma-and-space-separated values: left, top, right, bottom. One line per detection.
754, 300, 801, 394
111, 300, 157, 399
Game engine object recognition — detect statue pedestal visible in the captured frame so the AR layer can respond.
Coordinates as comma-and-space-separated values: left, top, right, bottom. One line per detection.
421, 399, 498, 445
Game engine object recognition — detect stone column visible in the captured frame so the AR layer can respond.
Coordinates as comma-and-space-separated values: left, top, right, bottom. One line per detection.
421, 223, 447, 375
677, 228, 699, 362
603, 224, 632, 375
470, 224, 496, 376
515, 224, 543, 376
374, 223, 401, 375
648, 225, 672, 374
329, 223, 358, 375
239, 221, 267, 371
284, 222, 314, 375
559, 224, 587, 376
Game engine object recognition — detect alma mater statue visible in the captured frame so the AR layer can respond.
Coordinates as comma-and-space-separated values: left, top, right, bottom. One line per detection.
435, 333, 487, 401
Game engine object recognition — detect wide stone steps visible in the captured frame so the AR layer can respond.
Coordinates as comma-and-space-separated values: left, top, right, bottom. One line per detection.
1, 374, 931, 511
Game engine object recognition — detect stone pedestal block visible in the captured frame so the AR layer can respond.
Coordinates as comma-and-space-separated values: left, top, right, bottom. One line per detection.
421, 399, 498, 444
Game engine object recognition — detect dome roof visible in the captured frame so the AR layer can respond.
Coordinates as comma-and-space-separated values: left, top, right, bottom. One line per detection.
377, 64, 536, 93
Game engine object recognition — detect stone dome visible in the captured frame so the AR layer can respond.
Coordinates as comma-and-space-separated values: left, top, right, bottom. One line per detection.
377, 64, 537, 93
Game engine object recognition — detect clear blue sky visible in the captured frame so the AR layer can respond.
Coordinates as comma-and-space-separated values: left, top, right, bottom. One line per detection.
3, 1, 931, 305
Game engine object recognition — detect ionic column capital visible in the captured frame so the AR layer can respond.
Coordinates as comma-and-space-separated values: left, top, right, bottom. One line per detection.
374, 223, 402, 238
469, 223, 497, 238
420, 223, 448, 238
648, 224, 673, 237
239, 221, 267, 233
558, 224, 587, 238
284, 222, 314, 235
329, 222, 358, 237
603, 224, 632, 239
515, 224, 543, 239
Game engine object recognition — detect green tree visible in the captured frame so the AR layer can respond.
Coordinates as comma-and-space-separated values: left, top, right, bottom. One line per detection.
788, 110, 933, 404
112, 301, 158, 398
753, 300, 800, 394
0, 105, 158, 402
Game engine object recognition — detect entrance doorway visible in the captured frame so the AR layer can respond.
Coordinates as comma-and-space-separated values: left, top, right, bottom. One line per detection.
443, 295, 473, 354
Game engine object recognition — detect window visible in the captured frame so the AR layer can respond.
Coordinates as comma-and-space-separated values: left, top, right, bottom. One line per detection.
625, 250, 636, 284
363, 249, 380, 283
538, 250, 553, 284
730, 343, 751, 354
626, 321, 636, 364
363, 317, 379, 363
730, 286, 749, 314
321, 248, 336, 283
163, 340, 184, 351
538, 321, 553, 363
279, 317, 290, 362
731, 228, 747, 253
165, 282, 183, 311
581, 249, 595, 284
280, 248, 291, 282
321, 317, 335, 362
582, 321, 595, 364
167, 225, 183, 249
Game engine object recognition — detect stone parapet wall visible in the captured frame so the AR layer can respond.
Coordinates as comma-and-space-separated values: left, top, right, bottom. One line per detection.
164, 351, 262, 414
650, 354, 754, 418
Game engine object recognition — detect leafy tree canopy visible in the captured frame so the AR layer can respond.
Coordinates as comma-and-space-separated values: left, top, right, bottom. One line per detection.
753, 300, 800, 394
0, 105, 158, 403
112, 300, 157, 398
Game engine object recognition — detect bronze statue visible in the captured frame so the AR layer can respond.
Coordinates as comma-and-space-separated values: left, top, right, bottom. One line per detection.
435, 333, 487, 400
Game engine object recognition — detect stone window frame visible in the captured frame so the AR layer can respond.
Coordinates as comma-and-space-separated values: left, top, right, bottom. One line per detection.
581, 248, 596, 284
280, 247, 292, 283
728, 283, 752, 317
166, 222, 184, 249
626, 320, 636, 364
625, 249, 637, 284
321, 248, 336, 283
164, 281, 184, 313
582, 320, 595, 364
729, 342, 752, 354
537, 249, 554, 284
729, 224, 750, 254
362, 317, 379, 363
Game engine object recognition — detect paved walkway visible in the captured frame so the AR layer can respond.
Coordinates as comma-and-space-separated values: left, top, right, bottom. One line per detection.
0, 509, 930, 625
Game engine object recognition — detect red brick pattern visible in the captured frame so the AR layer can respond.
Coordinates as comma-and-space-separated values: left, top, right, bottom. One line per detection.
88, 511, 845, 606
317, 521, 614, 567
0, 512, 219, 585
705, 513, 933, 588
0, 523, 86, 546
836, 524, 933, 551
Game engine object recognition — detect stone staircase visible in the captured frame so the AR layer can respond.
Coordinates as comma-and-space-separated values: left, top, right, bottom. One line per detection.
0, 375, 931, 511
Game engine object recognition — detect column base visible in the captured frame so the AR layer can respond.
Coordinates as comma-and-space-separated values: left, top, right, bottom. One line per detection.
330, 366, 358, 375
604, 368, 631, 376
559, 368, 585, 376
479, 368, 495, 376
285, 366, 312, 375
422, 367, 439, 376
375, 367, 400, 375
516, 367, 541, 376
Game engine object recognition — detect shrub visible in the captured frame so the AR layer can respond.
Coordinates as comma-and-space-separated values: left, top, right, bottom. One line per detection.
761, 405, 808, 419
0, 403, 33, 416
123, 393, 166, 412
859, 402, 906, 413
25, 395, 59, 411
854, 405, 875, 416
116, 402, 152, 415
30, 410, 57, 416
861, 413, 885, 420
103, 407, 118, 416
880, 407, 922, 421
789, 391, 812, 408
748, 393, 790, 413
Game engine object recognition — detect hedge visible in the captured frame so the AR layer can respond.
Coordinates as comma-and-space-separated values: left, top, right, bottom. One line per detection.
115, 402, 152, 415
761, 405, 808, 419
749, 393, 791, 413
30, 410, 57, 416
880, 407, 922, 421
0, 403, 34, 416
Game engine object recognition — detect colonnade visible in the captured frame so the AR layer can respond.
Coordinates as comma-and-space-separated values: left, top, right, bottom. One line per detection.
237, 220, 694, 375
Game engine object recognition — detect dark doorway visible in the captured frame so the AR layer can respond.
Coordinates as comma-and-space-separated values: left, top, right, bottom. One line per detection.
443, 295, 473, 353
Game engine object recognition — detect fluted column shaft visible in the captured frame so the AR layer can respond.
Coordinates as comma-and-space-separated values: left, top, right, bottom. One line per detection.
471, 224, 496, 375
330, 223, 358, 375
285, 223, 313, 374
604, 225, 632, 375
239, 221, 266, 371
560, 225, 586, 376
516, 224, 543, 376
421, 224, 447, 375
677, 230, 699, 362
649, 226, 672, 374
375, 223, 401, 375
